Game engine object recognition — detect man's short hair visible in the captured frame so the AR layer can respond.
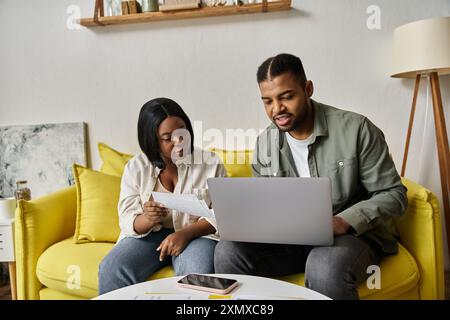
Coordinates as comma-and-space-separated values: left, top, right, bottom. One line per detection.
257, 53, 307, 87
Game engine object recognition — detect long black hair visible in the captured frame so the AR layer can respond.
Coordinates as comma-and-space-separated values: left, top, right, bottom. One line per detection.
138, 98, 194, 170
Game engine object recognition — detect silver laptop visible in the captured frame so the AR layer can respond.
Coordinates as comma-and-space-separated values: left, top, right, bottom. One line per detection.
207, 178, 334, 246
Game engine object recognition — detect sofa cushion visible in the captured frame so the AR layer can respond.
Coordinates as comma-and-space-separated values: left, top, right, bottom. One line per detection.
98, 142, 133, 177
36, 238, 175, 299
39, 287, 87, 300
277, 243, 419, 299
73, 164, 122, 243
210, 148, 254, 177
97, 144, 255, 179
37, 238, 113, 298
38, 237, 419, 300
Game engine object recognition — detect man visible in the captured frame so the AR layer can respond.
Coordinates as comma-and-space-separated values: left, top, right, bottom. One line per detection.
214, 53, 408, 300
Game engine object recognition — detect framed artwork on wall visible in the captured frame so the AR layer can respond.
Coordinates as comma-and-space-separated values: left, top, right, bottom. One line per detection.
0, 122, 87, 199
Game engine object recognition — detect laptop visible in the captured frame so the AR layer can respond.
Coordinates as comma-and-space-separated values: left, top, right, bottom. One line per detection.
207, 177, 334, 246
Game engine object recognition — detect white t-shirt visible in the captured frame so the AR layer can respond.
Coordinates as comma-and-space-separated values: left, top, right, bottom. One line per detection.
285, 132, 314, 177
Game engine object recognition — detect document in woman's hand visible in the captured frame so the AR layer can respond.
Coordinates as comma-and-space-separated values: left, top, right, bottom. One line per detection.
152, 192, 214, 219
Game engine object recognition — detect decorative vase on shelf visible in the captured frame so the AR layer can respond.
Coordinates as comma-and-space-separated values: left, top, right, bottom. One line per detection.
104, 0, 113, 15
105, 0, 122, 15
202, 0, 227, 6
14, 180, 31, 202
142, 0, 159, 12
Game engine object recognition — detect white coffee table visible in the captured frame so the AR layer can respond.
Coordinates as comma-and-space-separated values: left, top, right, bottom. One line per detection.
95, 274, 331, 300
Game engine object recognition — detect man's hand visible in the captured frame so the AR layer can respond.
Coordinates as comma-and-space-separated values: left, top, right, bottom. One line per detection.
332, 216, 351, 235
156, 230, 191, 261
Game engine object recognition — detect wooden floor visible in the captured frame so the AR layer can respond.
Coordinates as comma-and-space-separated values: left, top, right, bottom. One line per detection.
0, 284, 11, 300
446, 272, 450, 300
0, 273, 449, 300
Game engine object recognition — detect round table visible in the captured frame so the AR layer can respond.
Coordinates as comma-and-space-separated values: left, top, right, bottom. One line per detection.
95, 274, 331, 300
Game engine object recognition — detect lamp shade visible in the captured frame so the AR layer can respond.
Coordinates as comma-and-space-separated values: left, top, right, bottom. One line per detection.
391, 16, 450, 78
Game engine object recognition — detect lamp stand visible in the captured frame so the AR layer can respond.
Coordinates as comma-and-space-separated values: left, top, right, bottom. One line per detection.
401, 71, 450, 256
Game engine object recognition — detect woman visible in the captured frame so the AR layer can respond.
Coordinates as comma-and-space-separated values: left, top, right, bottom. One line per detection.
98, 98, 226, 294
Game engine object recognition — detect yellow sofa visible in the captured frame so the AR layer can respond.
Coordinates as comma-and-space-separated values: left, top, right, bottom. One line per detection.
14, 151, 445, 300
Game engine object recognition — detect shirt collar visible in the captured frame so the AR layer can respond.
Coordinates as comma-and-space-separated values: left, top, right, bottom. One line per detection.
147, 151, 193, 179
311, 99, 329, 139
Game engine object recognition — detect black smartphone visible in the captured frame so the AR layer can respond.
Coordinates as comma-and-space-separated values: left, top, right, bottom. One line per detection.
177, 274, 239, 295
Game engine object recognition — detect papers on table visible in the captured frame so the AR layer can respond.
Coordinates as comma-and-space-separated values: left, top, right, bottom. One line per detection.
152, 192, 214, 219
233, 295, 305, 300
132, 293, 303, 300
134, 294, 207, 300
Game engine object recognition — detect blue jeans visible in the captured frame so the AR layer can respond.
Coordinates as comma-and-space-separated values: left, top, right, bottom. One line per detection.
214, 234, 381, 300
98, 228, 217, 295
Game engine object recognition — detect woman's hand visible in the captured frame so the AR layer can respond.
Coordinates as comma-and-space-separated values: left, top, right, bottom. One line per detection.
157, 230, 191, 261
134, 201, 169, 234
142, 201, 169, 228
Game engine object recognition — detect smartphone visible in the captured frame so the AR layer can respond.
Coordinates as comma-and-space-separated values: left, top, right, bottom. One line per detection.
177, 274, 239, 295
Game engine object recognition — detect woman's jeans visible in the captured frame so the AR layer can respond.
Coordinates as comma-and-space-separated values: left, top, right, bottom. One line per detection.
98, 228, 217, 295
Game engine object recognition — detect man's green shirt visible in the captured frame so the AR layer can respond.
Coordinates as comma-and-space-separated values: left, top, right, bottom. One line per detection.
252, 100, 408, 254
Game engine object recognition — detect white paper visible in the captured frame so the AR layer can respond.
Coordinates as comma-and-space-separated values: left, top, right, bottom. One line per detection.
152, 192, 214, 219
233, 294, 303, 300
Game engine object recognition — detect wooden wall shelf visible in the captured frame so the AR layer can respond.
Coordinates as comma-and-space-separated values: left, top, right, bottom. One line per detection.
79, 1, 292, 27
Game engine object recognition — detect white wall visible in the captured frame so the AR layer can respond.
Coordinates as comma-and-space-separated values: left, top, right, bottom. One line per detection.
1, 0, 449, 269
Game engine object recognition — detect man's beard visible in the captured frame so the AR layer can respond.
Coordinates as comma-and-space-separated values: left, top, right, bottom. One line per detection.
276, 122, 297, 132
274, 115, 301, 132
274, 99, 310, 132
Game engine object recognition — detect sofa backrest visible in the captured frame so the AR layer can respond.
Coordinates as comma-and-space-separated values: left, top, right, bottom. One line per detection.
209, 148, 254, 178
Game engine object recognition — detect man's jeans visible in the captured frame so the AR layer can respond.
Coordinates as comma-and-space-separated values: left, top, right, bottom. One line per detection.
98, 228, 217, 295
214, 234, 381, 300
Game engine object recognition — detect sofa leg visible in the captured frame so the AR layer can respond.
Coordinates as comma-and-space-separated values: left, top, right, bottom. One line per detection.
8, 262, 16, 300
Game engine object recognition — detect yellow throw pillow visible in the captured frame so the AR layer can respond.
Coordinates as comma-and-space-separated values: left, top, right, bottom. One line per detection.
73, 164, 122, 243
210, 148, 254, 178
98, 142, 134, 177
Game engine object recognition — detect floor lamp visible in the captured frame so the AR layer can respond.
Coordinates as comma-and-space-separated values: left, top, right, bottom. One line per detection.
392, 16, 450, 258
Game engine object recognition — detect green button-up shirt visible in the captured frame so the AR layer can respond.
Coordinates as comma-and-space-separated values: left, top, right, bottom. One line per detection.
252, 100, 408, 254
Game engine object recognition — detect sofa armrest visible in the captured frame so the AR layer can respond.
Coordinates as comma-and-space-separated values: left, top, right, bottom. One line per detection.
15, 186, 77, 300
395, 178, 445, 299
